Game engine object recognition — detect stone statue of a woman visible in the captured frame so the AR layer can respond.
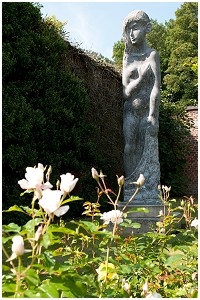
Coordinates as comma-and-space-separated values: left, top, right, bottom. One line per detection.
122, 10, 161, 203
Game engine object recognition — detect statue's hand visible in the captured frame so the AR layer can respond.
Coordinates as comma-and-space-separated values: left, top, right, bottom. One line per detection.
147, 116, 158, 136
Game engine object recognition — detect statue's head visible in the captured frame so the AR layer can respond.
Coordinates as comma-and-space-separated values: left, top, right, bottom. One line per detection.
122, 10, 152, 42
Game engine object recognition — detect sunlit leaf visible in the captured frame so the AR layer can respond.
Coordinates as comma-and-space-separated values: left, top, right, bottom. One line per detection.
25, 269, 40, 287
3, 205, 25, 213
47, 224, 75, 235
40, 234, 51, 249
20, 189, 34, 196
61, 195, 83, 205
24, 290, 45, 298
38, 282, 60, 298
165, 254, 185, 266
22, 218, 42, 232
132, 222, 141, 229
78, 220, 99, 233
128, 207, 150, 214
2, 283, 16, 293
2, 223, 21, 233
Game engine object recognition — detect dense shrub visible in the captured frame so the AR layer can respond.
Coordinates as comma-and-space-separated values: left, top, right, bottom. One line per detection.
2, 2, 102, 223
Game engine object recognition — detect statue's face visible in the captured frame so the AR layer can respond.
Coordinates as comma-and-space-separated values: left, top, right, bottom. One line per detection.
127, 21, 146, 45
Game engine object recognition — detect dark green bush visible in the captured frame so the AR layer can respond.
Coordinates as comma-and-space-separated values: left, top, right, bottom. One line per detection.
2, 2, 104, 224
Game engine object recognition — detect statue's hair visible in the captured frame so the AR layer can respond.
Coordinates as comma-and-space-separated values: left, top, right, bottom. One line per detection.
122, 10, 152, 55
122, 10, 151, 36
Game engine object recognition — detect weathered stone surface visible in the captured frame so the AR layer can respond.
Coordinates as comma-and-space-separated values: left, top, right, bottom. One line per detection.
124, 130, 161, 204
118, 203, 164, 234
122, 10, 161, 205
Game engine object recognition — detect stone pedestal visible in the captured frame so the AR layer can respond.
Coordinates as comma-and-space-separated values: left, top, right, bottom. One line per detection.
124, 127, 161, 203
118, 203, 164, 234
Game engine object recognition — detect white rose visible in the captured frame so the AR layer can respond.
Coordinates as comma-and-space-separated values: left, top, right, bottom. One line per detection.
60, 173, 78, 194
91, 168, 99, 181
191, 218, 198, 229
18, 163, 44, 189
101, 210, 123, 225
135, 174, 145, 187
7, 236, 28, 262
38, 189, 69, 217
12, 236, 25, 256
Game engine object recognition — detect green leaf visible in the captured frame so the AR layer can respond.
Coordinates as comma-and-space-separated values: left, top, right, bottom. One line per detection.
24, 290, 46, 298
61, 290, 77, 297
25, 268, 40, 287
38, 282, 60, 298
22, 218, 42, 234
2, 264, 10, 272
2, 283, 16, 294
165, 254, 185, 267
22, 206, 42, 217
43, 252, 56, 269
61, 195, 83, 205
40, 233, 51, 249
132, 222, 141, 229
20, 189, 34, 196
47, 224, 75, 235
117, 253, 131, 261
3, 205, 25, 213
50, 276, 89, 297
190, 289, 198, 298
120, 264, 133, 274
2, 222, 21, 233
78, 220, 99, 233
128, 207, 150, 214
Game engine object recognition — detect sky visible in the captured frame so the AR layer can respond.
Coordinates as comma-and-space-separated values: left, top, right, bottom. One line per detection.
39, 1, 184, 60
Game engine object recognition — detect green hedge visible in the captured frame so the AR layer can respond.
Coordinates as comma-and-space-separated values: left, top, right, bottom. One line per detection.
2, 2, 106, 224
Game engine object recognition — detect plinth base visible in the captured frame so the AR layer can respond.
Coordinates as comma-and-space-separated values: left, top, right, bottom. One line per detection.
118, 203, 164, 234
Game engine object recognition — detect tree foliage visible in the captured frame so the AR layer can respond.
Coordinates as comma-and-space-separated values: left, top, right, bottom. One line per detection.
163, 2, 198, 104
146, 20, 169, 81
112, 39, 124, 71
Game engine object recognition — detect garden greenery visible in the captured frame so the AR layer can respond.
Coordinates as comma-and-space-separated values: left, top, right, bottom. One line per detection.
2, 164, 198, 298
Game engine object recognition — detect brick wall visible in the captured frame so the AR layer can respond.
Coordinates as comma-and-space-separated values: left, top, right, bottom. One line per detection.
62, 43, 124, 175
184, 106, 198, 195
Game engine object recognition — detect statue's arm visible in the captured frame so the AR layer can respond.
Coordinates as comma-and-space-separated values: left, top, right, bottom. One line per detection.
123, 74, 140, 99
122, 63, 146, 98
148, 50, 161, 124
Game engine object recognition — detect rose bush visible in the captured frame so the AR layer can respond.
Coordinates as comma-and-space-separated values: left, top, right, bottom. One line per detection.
2, 164, 198, 298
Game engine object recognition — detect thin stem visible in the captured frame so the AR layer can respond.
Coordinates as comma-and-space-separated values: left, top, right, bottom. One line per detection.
114, 186, 122, 208
122, 187, 140, 212
21, 241, 39, 276
97, 178, 115, 206
14, 256, 22, 297
2, 244, 17, 273
42, 214, 52, 235
105, 242, 110, 284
